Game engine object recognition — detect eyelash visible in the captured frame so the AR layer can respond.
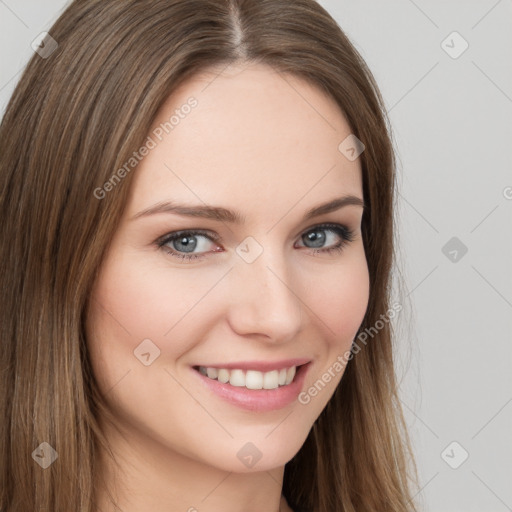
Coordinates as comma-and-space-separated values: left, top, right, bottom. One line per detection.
156, 223, 356, 263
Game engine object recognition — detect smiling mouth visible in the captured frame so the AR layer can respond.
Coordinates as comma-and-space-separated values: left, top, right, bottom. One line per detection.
192, 364, 303, 390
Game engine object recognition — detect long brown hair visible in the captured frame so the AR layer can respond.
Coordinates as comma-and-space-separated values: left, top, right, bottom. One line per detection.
0, 0, 419, 510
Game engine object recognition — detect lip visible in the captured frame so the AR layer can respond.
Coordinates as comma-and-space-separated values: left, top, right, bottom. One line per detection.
193, 358, 310, 372
191, 361, 311, 412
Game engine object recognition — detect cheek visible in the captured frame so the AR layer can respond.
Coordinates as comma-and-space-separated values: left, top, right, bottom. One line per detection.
295, 252, 369, 417
84, 252, 230, 447
91, 260, 205, 338
304, 250, 370, 347
84, 250, 228, 385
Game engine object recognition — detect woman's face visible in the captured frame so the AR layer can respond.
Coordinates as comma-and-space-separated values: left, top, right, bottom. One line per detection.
86, 62, 369, 473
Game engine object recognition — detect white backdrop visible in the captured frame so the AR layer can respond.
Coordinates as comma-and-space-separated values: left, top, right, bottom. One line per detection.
1, 1, 511, 511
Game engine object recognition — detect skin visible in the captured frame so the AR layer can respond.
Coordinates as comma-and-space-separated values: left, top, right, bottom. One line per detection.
86, 61, 370, 512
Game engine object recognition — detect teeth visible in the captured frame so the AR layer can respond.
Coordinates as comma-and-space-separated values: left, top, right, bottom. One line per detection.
285, 366, 296, 385
229, 369, 245, 387
218, 368, 230, 383
197, 365, 298, 390
206, 367, 218, 379
262, 370, 279, 390
246, 370, 263, 390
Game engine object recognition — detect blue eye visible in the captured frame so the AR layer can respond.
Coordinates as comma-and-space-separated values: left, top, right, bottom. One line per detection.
157, 223, 356, 263
157, 229, 220, 262
297, 223, 356, 255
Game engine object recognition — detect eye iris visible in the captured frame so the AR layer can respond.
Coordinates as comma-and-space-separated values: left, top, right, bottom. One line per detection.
174, 235, 197, 253
305, 230, 326, 248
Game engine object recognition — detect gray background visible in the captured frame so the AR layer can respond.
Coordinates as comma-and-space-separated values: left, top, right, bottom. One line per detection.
1, 1, 511, 511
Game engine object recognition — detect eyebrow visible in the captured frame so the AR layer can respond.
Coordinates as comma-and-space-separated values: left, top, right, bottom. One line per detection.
131, 195, 365, 224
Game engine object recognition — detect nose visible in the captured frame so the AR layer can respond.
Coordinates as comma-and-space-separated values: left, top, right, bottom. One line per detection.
225, 246, 303, 344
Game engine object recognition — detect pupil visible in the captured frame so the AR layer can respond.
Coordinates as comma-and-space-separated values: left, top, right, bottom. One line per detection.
176, 235, 197, 253
306, 230, 325, 248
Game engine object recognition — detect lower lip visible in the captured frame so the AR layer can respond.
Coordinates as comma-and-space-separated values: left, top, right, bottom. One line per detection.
192, 363, 311, 412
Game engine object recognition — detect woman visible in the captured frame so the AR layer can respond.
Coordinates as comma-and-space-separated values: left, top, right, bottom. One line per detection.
0, 0, 419, 510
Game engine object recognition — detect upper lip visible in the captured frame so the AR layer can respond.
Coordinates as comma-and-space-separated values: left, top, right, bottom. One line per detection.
194, 358, 311, 372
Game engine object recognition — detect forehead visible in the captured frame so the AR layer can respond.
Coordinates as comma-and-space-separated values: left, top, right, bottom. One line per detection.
124, 62, 363, 222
